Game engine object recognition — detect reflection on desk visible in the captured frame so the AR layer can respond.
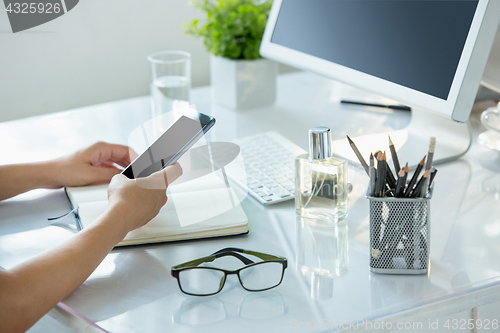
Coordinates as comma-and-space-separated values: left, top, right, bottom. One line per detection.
173, 292, 287, 325
296, 216, 348, 300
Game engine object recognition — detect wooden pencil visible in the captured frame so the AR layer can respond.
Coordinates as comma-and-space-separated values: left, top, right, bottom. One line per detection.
428, 167, 438, 189
388, 135, 401, 175
347, 135, 369, 175
369, 153, 376, 196
425, 137, 436, 171
375, 152, 385, 197
405, 156, 425, 197
411, 169, 430, 198
395, 164, 409, 197
395, 168, 405, 197
386, 165, 397, 189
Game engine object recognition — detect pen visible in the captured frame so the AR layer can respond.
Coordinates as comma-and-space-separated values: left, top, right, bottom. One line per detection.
341, 100, 412, 112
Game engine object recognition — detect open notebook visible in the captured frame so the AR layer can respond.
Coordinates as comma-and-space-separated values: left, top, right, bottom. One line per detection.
65, 174, 249, 247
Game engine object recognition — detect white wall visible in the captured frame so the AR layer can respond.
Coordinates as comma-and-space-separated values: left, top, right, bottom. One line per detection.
0, 0, 211, 122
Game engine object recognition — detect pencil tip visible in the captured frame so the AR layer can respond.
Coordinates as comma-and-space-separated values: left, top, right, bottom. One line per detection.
346, 135, 353, 144
424, 169, 431, 177
388, 135, 394, 146
420, 156, 426, 165
404, 163, 409, 172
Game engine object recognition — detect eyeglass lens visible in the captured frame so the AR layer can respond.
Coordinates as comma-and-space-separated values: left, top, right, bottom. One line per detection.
179, 268, 225, 295
178, 261, 284, 295
238, 262, 284, 291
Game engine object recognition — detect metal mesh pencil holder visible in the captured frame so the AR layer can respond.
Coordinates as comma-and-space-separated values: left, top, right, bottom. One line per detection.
367, 190, 432, 275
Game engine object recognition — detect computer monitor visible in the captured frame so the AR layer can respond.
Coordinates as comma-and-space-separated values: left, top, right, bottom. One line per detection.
260, 0, 500, 168
482, 23, 500, 94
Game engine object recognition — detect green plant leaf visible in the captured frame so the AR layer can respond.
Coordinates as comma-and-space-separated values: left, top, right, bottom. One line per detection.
184, 0, 271, 59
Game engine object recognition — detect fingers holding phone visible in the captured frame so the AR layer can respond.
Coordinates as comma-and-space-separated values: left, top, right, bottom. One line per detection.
135, 163, 183, 190
107, 163, 183, 231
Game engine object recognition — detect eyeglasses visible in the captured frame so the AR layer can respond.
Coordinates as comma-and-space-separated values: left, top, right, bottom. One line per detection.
171, 248, 288, 296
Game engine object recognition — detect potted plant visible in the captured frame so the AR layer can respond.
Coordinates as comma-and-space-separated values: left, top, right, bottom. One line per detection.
185, 0, 276, 109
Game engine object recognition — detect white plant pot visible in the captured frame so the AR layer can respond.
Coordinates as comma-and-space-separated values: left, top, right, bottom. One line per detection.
210, 55, 277, 109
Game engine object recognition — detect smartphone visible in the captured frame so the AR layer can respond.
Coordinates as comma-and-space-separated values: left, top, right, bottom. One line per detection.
121, 111, 215, 179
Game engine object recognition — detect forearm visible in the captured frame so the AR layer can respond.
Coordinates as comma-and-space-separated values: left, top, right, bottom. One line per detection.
0, 205, 130, 333
0, 162, 58, 201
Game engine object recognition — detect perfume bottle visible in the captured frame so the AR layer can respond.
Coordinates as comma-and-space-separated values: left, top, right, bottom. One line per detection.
295, 127, 348, 224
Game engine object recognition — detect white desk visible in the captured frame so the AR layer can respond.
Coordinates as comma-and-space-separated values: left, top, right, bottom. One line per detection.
1, 72, 500, 333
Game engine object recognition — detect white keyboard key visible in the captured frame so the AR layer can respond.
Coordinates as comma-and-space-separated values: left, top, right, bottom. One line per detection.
271, 186, 291, 198
229, 131, 307, 205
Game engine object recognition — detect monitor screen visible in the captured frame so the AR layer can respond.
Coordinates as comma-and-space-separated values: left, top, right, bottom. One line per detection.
270, 0, 479, 101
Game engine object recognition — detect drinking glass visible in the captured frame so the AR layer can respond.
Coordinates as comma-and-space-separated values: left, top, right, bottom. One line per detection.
148, 50, 191, 122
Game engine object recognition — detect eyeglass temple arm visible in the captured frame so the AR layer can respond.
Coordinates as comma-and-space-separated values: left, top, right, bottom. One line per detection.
170, 252, 256, 270
171, 255, 216, 270
213, 248, 287, 263
213, 251, 254, 265
172, 249, 288, 272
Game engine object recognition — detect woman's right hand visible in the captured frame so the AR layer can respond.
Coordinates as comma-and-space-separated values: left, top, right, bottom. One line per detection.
106, 163, 183, 233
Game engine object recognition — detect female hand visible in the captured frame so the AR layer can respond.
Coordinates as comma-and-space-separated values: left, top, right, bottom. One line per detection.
106, 163, 183, 232
47, 141, 138, 188
0, 141, 138, 201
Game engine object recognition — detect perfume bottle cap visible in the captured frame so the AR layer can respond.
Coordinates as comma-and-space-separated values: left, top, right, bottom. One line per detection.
309, 126, 331, 160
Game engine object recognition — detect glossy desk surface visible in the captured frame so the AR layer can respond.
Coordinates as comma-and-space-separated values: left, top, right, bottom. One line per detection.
1, 72, 500, 332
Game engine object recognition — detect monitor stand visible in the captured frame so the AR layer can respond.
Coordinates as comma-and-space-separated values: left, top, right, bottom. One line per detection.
331, 108, 472, 170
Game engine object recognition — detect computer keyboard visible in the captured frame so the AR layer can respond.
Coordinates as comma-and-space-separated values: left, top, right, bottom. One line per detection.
228, 131, 307, 205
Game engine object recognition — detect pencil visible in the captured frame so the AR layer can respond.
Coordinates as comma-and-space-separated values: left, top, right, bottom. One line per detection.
405, 156, 425, 197
369, 165, 377, 197
388, 135, 401, 175
383, 151, 390, 195
375, 150, 393, 193
369, 153, 376, 196
396, 164, 408, 197
420, 172, 431, 198
411, 169, 430, 198
375, 152, 385, 197
425, 137, 436, 171
395, 168, 405, 197
347, 135, 369, 175
428, 167, 438, 189
386, 165, 397, 189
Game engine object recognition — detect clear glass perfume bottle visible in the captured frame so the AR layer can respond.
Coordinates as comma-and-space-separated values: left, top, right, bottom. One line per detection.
295, 127, 348, 224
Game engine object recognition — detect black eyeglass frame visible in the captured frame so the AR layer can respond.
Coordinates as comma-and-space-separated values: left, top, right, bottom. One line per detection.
171, 247, 288, 296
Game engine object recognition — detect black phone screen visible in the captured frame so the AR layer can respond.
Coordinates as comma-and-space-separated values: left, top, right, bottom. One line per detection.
122, 115, 210, 179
